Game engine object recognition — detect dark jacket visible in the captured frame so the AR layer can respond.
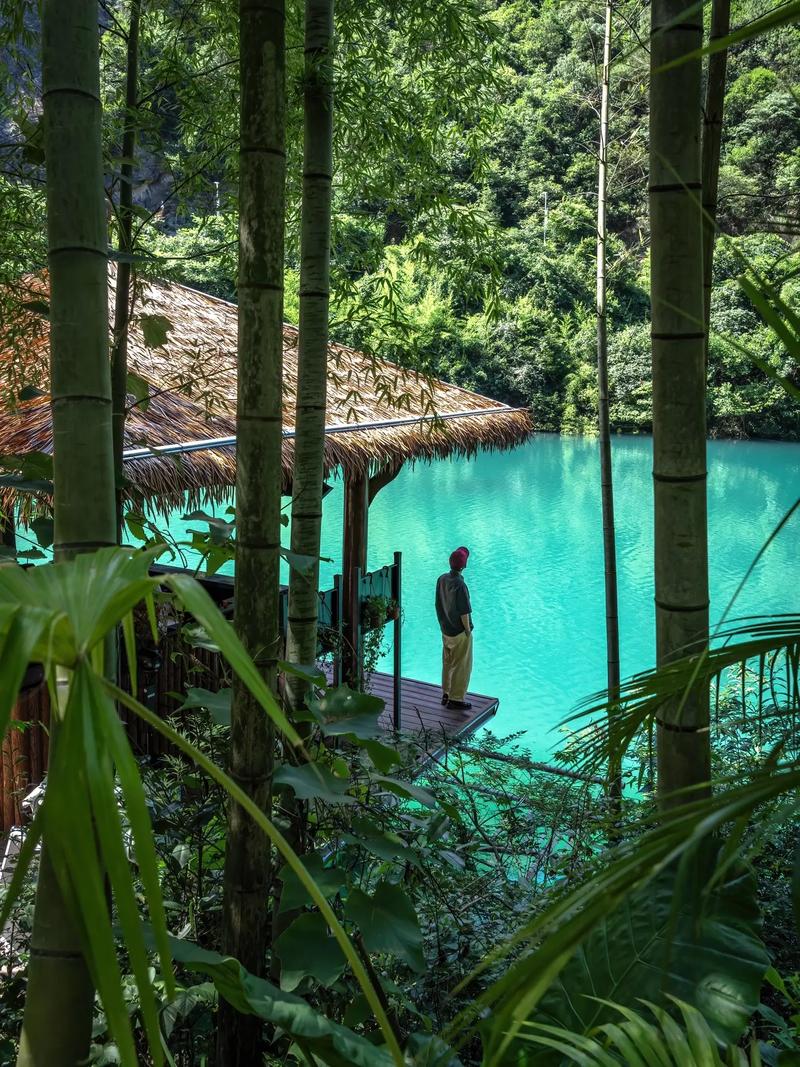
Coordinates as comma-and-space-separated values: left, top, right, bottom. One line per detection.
435, 569, 472, 636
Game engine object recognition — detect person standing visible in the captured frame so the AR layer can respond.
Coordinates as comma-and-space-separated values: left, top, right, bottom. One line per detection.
435, 546, 473, 711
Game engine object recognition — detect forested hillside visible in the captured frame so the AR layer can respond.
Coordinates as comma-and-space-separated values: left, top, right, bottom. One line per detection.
145, 0, 800, 438
1, 0, 798, 437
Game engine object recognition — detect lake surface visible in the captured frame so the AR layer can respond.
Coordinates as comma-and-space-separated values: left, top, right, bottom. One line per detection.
160, 435, 800, 758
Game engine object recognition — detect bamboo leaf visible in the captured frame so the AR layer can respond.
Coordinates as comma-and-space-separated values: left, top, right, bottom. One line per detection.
106, 680, 405, 1065
126, 370, 151, 413
79, 667, 164, 1062
122, 610, 137, 697
373, 776, 438, 808
139, 313, 173, 348
165, 573, 301, 745
0, 606, 46, 739
97, 672, 175, 1001
45, 670, 139, 1066
657, 1, 800, 71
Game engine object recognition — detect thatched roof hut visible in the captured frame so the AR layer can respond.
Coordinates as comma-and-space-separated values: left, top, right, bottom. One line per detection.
0, 272, 533, 516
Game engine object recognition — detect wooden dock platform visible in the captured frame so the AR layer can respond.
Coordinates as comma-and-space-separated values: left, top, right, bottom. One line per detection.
367, 671, 499, 741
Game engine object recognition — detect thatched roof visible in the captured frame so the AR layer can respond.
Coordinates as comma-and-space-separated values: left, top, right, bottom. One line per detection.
0, 272, 533, 514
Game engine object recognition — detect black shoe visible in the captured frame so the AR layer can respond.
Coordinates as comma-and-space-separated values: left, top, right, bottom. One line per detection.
441, 693, 449, 705
447, 700, 472, 711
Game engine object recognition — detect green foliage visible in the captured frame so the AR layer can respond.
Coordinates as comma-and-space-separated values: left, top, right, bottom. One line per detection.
345, 880, 426, 973
531, 861, 769, 1055
158, 934, 394, 1066
521, 997, 766, 1066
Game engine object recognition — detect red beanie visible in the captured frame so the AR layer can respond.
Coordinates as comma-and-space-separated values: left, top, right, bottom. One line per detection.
449, 546, 469, 569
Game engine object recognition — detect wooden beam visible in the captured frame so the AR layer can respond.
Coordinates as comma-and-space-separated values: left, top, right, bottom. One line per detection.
342, 472, 368, 684
368, 459, 403, 506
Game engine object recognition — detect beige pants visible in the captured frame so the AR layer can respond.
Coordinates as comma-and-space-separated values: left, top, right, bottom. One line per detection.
442, 630, 473, 702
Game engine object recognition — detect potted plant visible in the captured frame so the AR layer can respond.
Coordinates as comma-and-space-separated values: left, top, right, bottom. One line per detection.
361, 595, 399, 630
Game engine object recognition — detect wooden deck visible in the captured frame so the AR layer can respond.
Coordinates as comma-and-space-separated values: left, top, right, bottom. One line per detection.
367, 671, 499, 741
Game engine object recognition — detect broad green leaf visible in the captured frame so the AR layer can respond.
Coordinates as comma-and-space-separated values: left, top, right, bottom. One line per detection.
345, 881, 426, 972
523, 862, 768, 1064
19, 304, 49, 322
277, 853, 348, 914
30, 516, 54, 550
111, 682, 403, 1064
0, 450, 54, 493
374, 776, 437, 808
404, 1034, 466, 1066
310, 685, 385, 736
0, 477, 52, 493
279, 659, 327, 687
0, 451, 53, 479
79, 667, 164, 1058
274, 912, 348, 991
161, 982, 216, 1039
341, 822, 422, 868
165, 573, 300, 745
45, 669, 141, 1066
124, 510, 147, 543
361, 738, 402, 773
178, 686, 232, 726
274, 762, 355, 804
158, 934, 394, 1067
126, 370, 151, 413
140, 313, 173, 348
281, 547, 331, 574
0, 606, 47, 738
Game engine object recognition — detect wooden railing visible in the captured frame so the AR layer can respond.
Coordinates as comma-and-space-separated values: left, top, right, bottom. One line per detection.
1, 557, 403, 831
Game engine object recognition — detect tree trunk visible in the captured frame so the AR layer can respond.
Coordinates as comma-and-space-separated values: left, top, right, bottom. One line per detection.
218, 1, 286, 1063
702, 0, 731, 359
285, 0, 335, 711
111, 0, 142, 541
650, 0, 710, 806
595, 0, 622, 803
17, 1, 116, 1061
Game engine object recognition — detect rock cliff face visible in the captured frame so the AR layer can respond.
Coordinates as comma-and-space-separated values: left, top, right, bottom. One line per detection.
1, 3, 196, 236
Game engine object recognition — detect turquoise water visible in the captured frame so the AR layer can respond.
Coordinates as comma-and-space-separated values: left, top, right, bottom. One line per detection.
160, 435, 800, 758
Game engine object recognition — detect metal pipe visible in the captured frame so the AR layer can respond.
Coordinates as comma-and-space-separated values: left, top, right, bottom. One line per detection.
121, 405, 528, 463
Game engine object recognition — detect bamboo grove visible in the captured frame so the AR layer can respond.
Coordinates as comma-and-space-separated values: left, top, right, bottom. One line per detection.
0, 0, 799, 1065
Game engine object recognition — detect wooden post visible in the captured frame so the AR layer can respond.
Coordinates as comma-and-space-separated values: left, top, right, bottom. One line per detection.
342, 471, 367, 685
333, 572, 343, 685
1, 508, 16, 555
392, 550, 402, 730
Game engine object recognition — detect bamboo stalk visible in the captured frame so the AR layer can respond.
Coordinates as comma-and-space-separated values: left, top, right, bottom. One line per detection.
595, 0, 622, 804
17, 2, 116, 1057
285, 0, 335, 712
702, 0, 731, 359
111, 0, 142, 540
650, 0, 711, 806
218, 1, 286, 1062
